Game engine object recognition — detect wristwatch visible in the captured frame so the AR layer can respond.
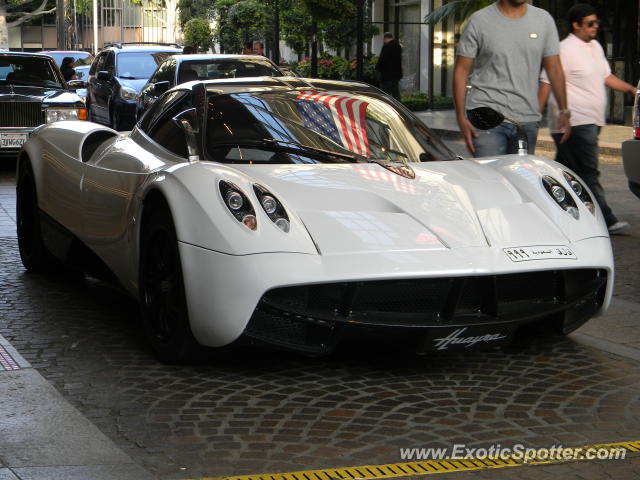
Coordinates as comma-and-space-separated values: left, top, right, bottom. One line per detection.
559, 109, 571, 118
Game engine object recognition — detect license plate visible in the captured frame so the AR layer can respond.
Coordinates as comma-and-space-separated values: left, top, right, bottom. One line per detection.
419, 325, 515, 353
504, 245, 577, 262
0, 133, 28, 149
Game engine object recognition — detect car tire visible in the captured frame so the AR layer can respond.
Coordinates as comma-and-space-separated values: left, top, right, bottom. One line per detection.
16, 161, 53, 272
139, 207, 200, 363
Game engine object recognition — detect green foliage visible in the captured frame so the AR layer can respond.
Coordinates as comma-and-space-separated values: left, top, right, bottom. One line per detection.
301, 0, 352, 20
423, 0, 492, 25
183, 17, 213, 52
400, 92, 453, 111
228, 0, 267, 41
212, 0, 243, 53
177, 0, 212, 29
295, 54, 378, 83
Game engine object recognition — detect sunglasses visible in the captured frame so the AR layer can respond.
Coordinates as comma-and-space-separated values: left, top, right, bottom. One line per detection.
585, 20, 600, 27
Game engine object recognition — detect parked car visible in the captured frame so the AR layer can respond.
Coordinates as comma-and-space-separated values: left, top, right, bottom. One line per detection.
621, 80, 640, 199
86, 42, 181, 130
136, 54, 284, 118
0, 51, 87, 158
18, 77, 613, 363
38, 50, 94, 81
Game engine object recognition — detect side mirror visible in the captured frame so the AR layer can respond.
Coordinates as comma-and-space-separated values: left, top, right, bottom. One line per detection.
153, 81, 170, 94
67, 79, 85, 89
467, 107, 504, 130
172, 108, 200, 162
97, 70, 111, 81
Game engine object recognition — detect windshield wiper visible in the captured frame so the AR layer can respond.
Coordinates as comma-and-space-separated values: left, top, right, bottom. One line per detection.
210, 139, 367, 163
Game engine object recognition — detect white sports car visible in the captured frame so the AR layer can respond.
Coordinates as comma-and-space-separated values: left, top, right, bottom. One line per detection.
17, 77, 614, 362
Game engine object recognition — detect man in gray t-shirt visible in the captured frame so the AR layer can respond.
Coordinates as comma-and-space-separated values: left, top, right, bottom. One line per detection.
453, 0, 571, 157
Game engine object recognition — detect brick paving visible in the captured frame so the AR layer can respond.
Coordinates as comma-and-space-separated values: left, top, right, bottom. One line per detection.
0, 157, 639, 480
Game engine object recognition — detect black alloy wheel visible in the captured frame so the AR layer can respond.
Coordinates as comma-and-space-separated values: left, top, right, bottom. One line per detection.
16, 161, 53, 272
139, 208, 199, 363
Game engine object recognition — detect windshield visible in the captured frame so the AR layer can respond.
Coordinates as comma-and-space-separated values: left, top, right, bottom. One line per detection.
205, 90, 457, 164
178, 58, 281, 83
117, 52, 175, 79
0, 56, 64, 88
46, 52, 93, 67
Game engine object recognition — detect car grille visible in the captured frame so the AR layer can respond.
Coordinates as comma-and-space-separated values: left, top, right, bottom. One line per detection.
0, 102, 43, 128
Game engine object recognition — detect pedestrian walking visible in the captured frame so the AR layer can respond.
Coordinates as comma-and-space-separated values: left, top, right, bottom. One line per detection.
539, 3, 636, 234
60, 57, 76, 82
453, 0, 571, 157
375, 32, 402, 100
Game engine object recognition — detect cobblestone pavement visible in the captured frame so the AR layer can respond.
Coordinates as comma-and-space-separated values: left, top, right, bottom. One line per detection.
1, 156, 639, 480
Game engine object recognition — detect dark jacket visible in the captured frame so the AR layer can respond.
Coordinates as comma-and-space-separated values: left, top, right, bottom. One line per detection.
376, 40, 402, 81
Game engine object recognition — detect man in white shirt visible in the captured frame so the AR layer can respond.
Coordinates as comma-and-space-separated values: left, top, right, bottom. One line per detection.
539, 3, 636, 234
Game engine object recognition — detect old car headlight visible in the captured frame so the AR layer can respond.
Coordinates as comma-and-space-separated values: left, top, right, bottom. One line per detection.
219, 180, 256, 230
542, 175, 579, 219
562, 171, 595, 215
46, 107, 88, 123
120, 86, 138, 100
253, 184, 290, 233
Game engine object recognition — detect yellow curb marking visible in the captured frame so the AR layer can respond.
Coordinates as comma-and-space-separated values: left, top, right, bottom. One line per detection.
182, 439, 640, 480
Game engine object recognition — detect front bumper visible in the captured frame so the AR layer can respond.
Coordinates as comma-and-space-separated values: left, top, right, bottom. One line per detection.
178, 236, 614, 353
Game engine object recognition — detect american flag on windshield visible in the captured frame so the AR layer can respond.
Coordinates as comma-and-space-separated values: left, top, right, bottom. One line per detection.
296, 91, 370, 157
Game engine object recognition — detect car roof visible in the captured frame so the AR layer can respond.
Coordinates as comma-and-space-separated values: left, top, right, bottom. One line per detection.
39, 50, 91, 55
172, 54, 276, 62
0, 51, 55, 59
102, 44, 182, 53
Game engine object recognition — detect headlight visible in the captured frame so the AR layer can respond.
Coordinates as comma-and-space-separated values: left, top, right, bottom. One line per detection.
253, 184, 290, 233
45, 107, 88, 123
219, 180, 256, 230
542, 175, 579, 219
120, 86, 138, 100
562, 171, 595, 215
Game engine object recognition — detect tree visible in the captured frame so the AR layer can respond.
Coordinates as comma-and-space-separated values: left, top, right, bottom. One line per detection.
177, 0, 212, 30
183, 17, 212, 52
423, 0, 492, 25
1, 0, 55, 49
228, 0, 266, 43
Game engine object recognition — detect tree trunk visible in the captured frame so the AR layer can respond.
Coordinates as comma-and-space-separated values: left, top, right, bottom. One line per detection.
310, 20, 317, 77
0, 6, 8, 50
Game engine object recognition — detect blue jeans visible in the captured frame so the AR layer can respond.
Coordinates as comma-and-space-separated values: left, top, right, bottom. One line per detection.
472, 122, 539, 157
552, 124, 617, 227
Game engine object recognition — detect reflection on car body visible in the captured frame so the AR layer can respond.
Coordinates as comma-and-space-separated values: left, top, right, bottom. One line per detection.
18, 77, 613, 363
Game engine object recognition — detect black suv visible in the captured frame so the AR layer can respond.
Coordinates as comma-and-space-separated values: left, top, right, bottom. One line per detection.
86, 43, 181, 130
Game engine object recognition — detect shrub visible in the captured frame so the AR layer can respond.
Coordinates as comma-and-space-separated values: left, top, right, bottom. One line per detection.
400, 92, 453, 111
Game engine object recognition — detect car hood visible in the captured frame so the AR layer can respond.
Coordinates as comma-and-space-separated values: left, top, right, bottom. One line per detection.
0, 84, 81, 104
231, 159, 583, 255
118, 78, 148, 93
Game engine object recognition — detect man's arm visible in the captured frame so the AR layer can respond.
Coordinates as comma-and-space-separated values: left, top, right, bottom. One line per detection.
538, 81, 551, 113
453, 55, 477, 154
605, 74, 637, 96
542, 55, 571, 143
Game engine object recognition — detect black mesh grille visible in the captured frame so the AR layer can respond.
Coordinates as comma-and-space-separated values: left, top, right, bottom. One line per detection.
0, 102, 43, 127
258, 269, 606, 328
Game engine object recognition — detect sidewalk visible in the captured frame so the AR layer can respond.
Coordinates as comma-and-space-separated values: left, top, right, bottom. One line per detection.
415, 109, 632, 156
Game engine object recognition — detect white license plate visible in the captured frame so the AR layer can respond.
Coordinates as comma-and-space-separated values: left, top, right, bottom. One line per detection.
504, 246, 577, 262
0, 133, 28, 149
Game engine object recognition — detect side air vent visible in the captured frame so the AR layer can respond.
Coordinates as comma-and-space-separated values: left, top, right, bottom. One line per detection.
81, 130, 118, 163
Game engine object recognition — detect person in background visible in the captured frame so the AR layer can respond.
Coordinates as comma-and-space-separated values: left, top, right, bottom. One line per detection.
453, 0, 570, 157
375, 32, 402, 100
253, 41, 265, 56
539, 3, 636, 234
242, 42, 253, 55
182, 45, 196, 55
60, 57, 76, 82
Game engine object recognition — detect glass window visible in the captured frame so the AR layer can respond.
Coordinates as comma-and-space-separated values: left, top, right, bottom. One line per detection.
0, 56, 64, 88
139, 90, 192, 157
90, 52, 106, 75
152, 59, 176, 85
178, 58, 281, 83
116, 51, 176, 80
205, 89, 456, 164
45, 52, 93, 67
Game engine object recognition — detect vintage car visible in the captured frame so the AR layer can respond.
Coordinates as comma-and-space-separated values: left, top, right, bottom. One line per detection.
137, 54, 284, 119
621, 80, 640, 199
17, 77, 614, 363
0, 51, 87, 157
